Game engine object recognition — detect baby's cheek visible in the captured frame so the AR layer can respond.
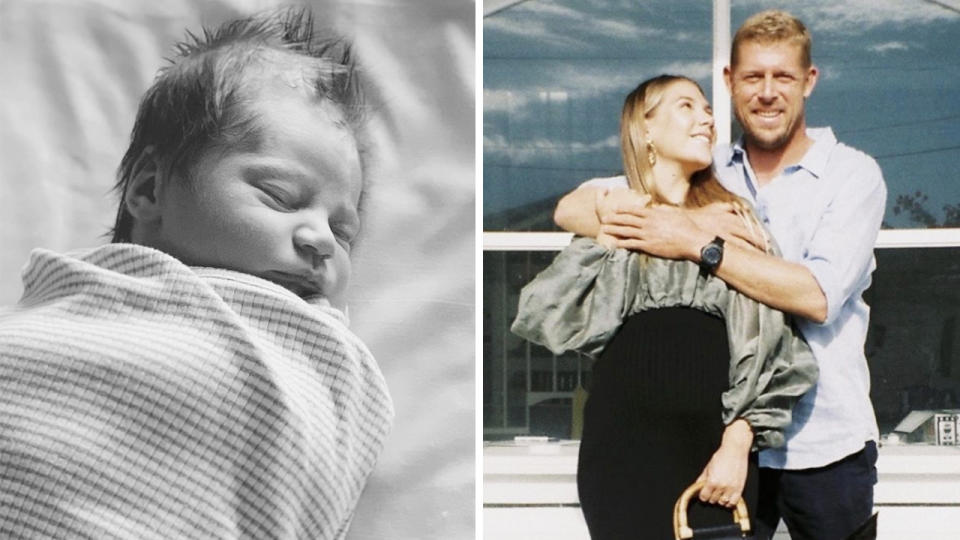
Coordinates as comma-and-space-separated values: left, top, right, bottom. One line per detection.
328, 252, 352, 310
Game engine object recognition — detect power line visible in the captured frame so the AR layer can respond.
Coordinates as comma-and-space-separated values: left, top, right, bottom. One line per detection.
485, 144, 960, 166
836, 113, 960, 134
485, 163, 619, 174
484, 0, 533, 18
486, 146, 960, 168
484, 55, 708, 61
484, 143, 616, 151
922, 0, 960, 15
875, 144, 960, 159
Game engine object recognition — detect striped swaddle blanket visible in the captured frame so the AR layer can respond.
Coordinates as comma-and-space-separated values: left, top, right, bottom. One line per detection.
0, 244, 393, 539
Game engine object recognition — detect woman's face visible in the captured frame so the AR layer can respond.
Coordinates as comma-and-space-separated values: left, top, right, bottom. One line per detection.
644, 80, 715, 174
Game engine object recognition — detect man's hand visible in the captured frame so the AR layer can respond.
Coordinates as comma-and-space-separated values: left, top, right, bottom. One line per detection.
600, 200, 827, 321
600, 202, 766, 258
600, 204, 713, 261
696, 419, 753, 508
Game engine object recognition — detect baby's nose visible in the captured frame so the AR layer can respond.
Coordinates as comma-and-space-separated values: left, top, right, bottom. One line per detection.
294, 222, 336, 266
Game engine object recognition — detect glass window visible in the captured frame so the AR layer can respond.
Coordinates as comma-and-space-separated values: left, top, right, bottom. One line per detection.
731, 1, 960, 228
868, 247, 960, 443
483, 0, 712, 231
483, 1, 960, 445
483, 250, 593, 439
484, 247, 960, 443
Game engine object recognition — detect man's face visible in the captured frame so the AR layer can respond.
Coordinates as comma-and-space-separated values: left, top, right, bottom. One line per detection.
154, 85, 362, 310
725, 41, 818, 151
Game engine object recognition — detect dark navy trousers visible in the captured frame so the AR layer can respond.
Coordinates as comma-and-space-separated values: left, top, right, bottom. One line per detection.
754, 441, 878, 540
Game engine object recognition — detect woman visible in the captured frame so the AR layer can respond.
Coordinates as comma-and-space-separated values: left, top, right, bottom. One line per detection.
511, 75, 817, 539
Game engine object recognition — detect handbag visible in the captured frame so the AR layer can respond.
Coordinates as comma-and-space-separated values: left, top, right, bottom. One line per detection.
673, 481, 756, 540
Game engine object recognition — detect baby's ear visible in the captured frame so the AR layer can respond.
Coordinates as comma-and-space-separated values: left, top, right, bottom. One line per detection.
124, 146, 163, 223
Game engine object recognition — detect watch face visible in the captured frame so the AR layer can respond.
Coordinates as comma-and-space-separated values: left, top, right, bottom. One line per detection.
703, 246, 722, 266
700, 237, 724, 270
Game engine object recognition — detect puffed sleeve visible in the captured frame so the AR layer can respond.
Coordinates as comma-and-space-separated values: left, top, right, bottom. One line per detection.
720, 291, 819, 449
510, 237, 639, 357
510, 227, 819, 451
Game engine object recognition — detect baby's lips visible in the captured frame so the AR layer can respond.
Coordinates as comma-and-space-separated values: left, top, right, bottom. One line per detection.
263, 270, 326, 298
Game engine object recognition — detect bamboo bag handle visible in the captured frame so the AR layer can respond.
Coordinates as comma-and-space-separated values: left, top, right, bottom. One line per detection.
673, 480, 751, 540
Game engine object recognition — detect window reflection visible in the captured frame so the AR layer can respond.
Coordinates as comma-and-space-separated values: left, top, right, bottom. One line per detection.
867, 247, 960, 444
483, 0, 712, 231
484, 0, 960, 230
484, 247, 960, 443
483, 250, 593, 439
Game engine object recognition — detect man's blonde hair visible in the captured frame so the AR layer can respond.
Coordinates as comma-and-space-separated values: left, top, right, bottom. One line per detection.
731, 10, 811, 68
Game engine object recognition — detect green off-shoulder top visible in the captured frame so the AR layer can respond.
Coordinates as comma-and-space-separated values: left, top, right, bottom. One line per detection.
511, 236, 818, 450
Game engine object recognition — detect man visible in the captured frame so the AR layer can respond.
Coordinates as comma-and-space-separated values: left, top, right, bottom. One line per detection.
553, 10, 886, 540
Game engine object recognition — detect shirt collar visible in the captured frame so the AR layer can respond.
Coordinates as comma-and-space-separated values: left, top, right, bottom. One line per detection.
725, 127, 837, 179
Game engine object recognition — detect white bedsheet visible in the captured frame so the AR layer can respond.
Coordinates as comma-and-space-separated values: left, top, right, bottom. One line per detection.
0, 1, 475, 538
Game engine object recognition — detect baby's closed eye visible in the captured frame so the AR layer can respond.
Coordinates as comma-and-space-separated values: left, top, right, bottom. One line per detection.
331, 221, 359, 249
258, 182, 301, 210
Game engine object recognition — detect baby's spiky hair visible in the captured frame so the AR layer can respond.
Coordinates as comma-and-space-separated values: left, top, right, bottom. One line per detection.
112, 7, 370, 242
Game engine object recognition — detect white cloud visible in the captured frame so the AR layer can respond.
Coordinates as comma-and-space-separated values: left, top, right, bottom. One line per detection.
483, 17, 589, 50
483, 60, 714, 115
868, 41, 912, 53
485, 2, 667, 53
817, 65, 842, 81
483, 88, 533, 113
513, 0, 662, 40
814, 0, 958, 30
548, 60, 712, 94
512, 1, 583, 19
483, 133, 619, 164
591, 18, 666, 41
659, 61, 713, 80
733, 0, 958, 34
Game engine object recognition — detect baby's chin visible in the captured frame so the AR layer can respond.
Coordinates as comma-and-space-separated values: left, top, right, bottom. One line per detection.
282, 284, 346, 313
252, 270, 347, 312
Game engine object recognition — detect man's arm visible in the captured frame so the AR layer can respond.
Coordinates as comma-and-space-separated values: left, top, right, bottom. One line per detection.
555, 186, 765, 250
601, 205, 828, 323
716, 241, 827, 323
624, 158, 888, 326
553, 186, 604, 237
552, 179, 846, 323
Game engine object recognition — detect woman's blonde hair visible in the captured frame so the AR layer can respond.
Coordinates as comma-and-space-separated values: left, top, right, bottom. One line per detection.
620, 75, 768, 246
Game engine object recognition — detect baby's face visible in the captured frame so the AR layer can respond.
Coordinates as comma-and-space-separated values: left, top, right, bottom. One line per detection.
154, 86, 362, 309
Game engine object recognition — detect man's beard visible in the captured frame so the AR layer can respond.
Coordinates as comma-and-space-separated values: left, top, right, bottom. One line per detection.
736, 111, 800, 151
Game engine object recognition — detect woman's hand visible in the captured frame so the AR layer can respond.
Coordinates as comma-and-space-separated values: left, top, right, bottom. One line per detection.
696, 419, 754, 508
687, 202, 767, 252
594, 188, 651, 249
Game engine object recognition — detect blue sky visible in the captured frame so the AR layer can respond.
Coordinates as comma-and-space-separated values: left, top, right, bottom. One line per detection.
483, 0, 960, 229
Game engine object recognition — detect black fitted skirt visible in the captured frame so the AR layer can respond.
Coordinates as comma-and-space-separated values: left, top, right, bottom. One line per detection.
577, 307, 758, 539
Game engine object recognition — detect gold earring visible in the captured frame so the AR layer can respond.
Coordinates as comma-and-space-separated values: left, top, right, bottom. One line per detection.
646, 140, 657, 166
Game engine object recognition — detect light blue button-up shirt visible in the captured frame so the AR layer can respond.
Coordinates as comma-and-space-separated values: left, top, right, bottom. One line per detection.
714, 127, 887, 469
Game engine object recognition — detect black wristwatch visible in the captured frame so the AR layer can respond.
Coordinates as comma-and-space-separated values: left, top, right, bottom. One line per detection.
699, 236, 725, 273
